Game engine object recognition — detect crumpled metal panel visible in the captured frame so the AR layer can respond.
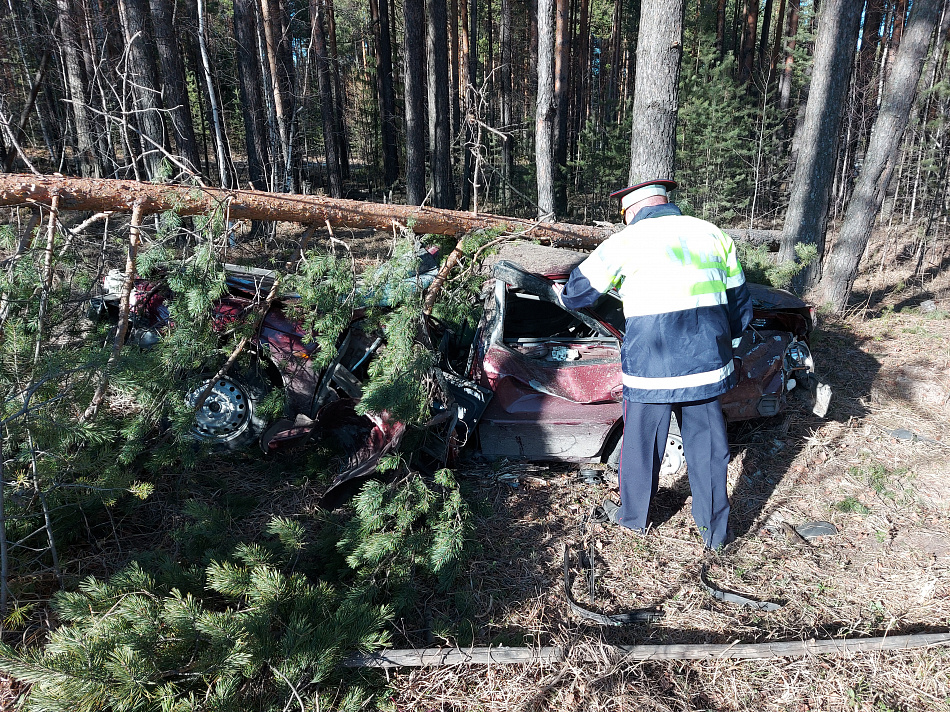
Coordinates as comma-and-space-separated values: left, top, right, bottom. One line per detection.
721, 330, 791, 421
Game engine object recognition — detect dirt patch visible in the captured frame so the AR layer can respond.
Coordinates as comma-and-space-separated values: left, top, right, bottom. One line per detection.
381, 229, 950, 709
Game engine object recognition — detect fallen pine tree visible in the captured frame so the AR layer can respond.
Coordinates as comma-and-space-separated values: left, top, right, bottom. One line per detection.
0, 173, 781, 249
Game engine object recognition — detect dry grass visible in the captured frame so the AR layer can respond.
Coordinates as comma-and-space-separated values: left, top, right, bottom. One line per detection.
381, 226, 950, 710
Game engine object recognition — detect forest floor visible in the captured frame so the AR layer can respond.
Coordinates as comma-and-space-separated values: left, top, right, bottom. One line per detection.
3, 218, 950, 710
373, 228, 950, 711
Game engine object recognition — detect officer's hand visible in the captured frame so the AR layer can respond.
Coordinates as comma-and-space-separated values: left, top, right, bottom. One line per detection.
550, 281, 565, 305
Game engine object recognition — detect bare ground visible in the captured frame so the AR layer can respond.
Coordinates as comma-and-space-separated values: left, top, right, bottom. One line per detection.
379, 227, 950, 711
3, 214, 950, 710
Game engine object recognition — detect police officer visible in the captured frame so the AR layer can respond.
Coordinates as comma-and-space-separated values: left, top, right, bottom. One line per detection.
556, 180, 752, 550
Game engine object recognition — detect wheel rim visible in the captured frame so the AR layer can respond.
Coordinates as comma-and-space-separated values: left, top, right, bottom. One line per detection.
660, 434, 685, 476
186, 377, 251, 441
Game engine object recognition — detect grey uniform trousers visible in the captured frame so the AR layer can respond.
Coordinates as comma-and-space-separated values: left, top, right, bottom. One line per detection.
617, 397, 731, 549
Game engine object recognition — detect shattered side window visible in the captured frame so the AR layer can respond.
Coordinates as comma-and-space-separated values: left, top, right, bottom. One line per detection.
503, 288, 598, 340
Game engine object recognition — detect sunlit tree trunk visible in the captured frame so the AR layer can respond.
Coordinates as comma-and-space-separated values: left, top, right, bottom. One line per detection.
818, 0, 942, 311
234, 0, 270, 190
118, 0, 169, 179
58, 0, 102, 177
738, 0, 758, 82
536, 0, 556, 220
627, 0, 684, 184
148, 0, 201, 175
779, 0, 862, 290
778, 0, 800, 110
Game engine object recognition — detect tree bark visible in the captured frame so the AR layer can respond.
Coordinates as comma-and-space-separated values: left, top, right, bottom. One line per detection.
536, 0, 556, 220
197, 0, 230, 187
325, 0, 350, 181
404, 0, 427, 205
817, 0, 942, 312
552, 0, 570, 214
778, 0, 862, 289
311, 0, 342, 197
57, 0, 102, 177
118, 0, 169, 179
449, 0, 461, 142
768, 0, 787, 71
0, 173, 780, 249
884, 0, 908, 85
758, 0, 775, 72
370, 0, 399, 186
777, 0, 800, 110
499, 0, 513, 205
234, 0, 271, 190
259, 0, 294, 191
627, 0, 684, 185
147, 0, 201, 174
427, 0, 455, 208
715, 0, 727, 59
738, 0, 758, 82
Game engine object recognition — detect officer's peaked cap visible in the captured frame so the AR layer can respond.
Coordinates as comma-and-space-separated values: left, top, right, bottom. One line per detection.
610, 179, 677, 212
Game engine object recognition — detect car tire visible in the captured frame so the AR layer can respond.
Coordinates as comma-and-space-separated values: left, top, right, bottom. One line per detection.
603, 414, 685, 476
185, 368, 273, 450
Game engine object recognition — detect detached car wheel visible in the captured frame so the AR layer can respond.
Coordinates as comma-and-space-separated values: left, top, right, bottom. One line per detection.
604, 415, 686, 477
185, 371, 272, 450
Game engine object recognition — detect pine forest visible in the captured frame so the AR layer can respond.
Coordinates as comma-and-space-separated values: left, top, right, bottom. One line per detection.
0, 0, 950, 708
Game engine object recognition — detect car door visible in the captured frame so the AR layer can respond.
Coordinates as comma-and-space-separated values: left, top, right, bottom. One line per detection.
474, 261, 624, 461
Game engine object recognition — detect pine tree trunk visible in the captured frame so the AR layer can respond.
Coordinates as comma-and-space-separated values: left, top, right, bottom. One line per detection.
817, 0, 942, 311
778, 0, 862, 289
884, 0, 908, 85
118, 0, 169, 179
449, 0, 461, 143
234, 0, 271, 190
404, 0, 427, 205
371, 0, 399, 186
778, 0, 800, 110
0, 174, 781, 248
259, 0, 293, 191
499, 0, 513, 207
325, 0, 350, 181
57, 0, 101, 177
196, 0, 230, 187
769, 0, 787, 71
758, 0, 775, 71
552, 0, 569, 214
536, 0, 556, 220
148, 0, 201, 175
427, 0, 455, 208
715, 0, 727, 58
738, 0, 758, 82
627, 0, 684, 185
312, 0, 342, 197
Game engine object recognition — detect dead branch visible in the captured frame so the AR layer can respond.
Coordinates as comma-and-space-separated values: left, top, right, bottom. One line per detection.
83, 203, 144, 421
345, 631, 950, 667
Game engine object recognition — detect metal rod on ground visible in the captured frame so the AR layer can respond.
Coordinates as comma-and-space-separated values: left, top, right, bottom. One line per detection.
344, 632, 950, 667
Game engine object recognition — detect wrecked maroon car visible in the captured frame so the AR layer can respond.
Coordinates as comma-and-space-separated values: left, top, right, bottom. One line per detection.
468, 243, 825, 475
90, 241, 826, 483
